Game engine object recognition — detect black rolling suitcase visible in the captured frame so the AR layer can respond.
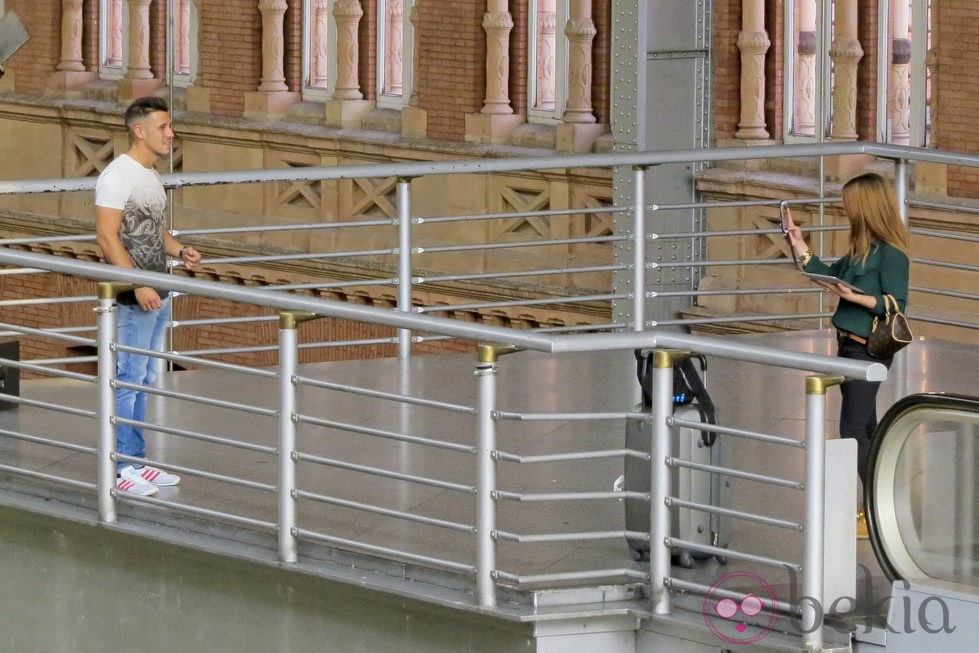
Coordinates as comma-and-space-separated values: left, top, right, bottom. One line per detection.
624, 350, 725, 567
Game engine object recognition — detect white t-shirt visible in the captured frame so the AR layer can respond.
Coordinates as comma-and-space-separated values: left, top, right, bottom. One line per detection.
95, 154, 168, 275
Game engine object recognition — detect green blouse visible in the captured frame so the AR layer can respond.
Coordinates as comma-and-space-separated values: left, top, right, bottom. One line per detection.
803, 241, 909, 338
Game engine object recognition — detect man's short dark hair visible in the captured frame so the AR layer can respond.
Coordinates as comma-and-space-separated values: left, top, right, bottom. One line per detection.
124, 96, 170, 133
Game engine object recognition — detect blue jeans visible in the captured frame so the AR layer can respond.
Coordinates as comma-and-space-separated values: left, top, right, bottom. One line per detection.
115, 299, 170, 471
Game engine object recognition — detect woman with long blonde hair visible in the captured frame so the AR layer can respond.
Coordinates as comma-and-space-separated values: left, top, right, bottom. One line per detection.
785, 172, 910, 537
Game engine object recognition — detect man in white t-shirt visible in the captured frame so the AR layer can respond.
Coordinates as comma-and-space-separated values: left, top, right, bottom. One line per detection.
95, 96, 202, 496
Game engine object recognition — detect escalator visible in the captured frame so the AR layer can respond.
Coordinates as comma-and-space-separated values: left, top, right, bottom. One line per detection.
863, 393, 979, 650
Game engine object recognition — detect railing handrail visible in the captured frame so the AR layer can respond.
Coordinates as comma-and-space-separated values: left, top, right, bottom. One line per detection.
0, 246, 886, 382
4, 141, 979, 195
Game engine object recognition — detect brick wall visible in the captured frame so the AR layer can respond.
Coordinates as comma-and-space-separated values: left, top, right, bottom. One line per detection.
939, 4, 979, 197
5, 0, 60, 95
197, 0, 263, 116
711, 0, 741, 140
416, 0, 486, 140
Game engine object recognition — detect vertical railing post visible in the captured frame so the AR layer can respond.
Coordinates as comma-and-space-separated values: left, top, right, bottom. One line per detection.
650, 349, 688, 615
96, 282, 126, 524
396, 177, 413, 360
632, 165, 646, 331
474, 343, 519, 608
803, 373, 843, 650
894, 158, 909, 226
278, 310, 319, 563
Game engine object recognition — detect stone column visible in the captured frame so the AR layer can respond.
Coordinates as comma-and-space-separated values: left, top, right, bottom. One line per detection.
465, 0, 522, 144
829, 0, 863, 141
888, 0, 911, 144
117, 0, 163, 99
244, 0, 299, 118
326, 0, 371, 126
735, 0, 771, 140
45, 0, 95, 96
403, 1, 428, 137
258, 0, 289, 91
557, 0, 603, 152
793, 0, 816, 136
311, 0, 330, 87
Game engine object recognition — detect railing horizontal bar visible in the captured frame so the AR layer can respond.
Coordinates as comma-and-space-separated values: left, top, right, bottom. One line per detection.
908, 315, 978, 330
910, 285, 979, 302
113, 381, 277, 416
271, 278, 398, 291
172, 315, 278, 327
124, 420, 277, 455
667, 497, 804, 531
0, 233, 97, 245
495, 411, 637, 421
414, 293, 621, 314
294, 528, 476, 575
0, 295, 97, 308
293, 451, 475, 493
909, 226, 979, 242
652, 196, 840, 212
0, 427, 97, 455
0, 393, 97, 418
203, 248, 395, 266
495, 448, 647, 464
495, 529, 634, 543
0, 319, 96, 346
294, 489, 474, 533
293, 376, 475, 414
495, 490, 623, 502
33, 356, 97, 365
114, 492, 278, 532
3, 143, 968, 196
0, 357, 96, 383
495, 568, 649, 585
650, 286, 824, 298
179, 337, 398, 358
667, 417, 804, 448
0, 462, 95, 491
415, 234, 626, 255
414, 263, 627, 285
533, 322, 626, 333
668, 457, 803, 489
173, 217, 395, 236
909, 198, 979, 215
667, 537, 801, 572
649, 223, 845, 239
911, 257, 979, 273
415, 205, 627, 225
666, 578, 799, 615
0, 267, 48, 275
149, 347, 279, 378
295, 414, 475, 453
648, 312, 830, 328
114, 453, 277, 492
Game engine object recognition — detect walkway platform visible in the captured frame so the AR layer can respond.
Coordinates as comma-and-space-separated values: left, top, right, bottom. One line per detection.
0, 330, 973, 652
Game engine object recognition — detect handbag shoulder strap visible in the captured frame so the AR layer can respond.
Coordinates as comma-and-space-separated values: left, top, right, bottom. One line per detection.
881, 294, 897, 315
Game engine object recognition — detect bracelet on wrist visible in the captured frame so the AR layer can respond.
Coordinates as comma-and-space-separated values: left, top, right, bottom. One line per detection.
800, 248, 813, 266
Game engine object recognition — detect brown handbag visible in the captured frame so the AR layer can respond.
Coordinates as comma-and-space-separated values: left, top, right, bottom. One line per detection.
866, 294, 914, 358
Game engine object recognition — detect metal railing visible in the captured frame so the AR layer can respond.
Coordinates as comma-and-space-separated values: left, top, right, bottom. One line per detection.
0, 141, 976, 373
0, 141, 976, 650
0, 246, 886, 652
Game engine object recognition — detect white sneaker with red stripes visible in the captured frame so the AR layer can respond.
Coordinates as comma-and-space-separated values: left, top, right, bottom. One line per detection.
119, 464, 181, 488
115, 474, 158, 496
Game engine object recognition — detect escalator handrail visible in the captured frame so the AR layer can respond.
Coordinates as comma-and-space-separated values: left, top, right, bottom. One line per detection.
865, 392, 979, 582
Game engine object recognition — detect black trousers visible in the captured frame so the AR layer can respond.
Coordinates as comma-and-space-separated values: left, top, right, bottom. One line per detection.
837, 334, 894, 488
